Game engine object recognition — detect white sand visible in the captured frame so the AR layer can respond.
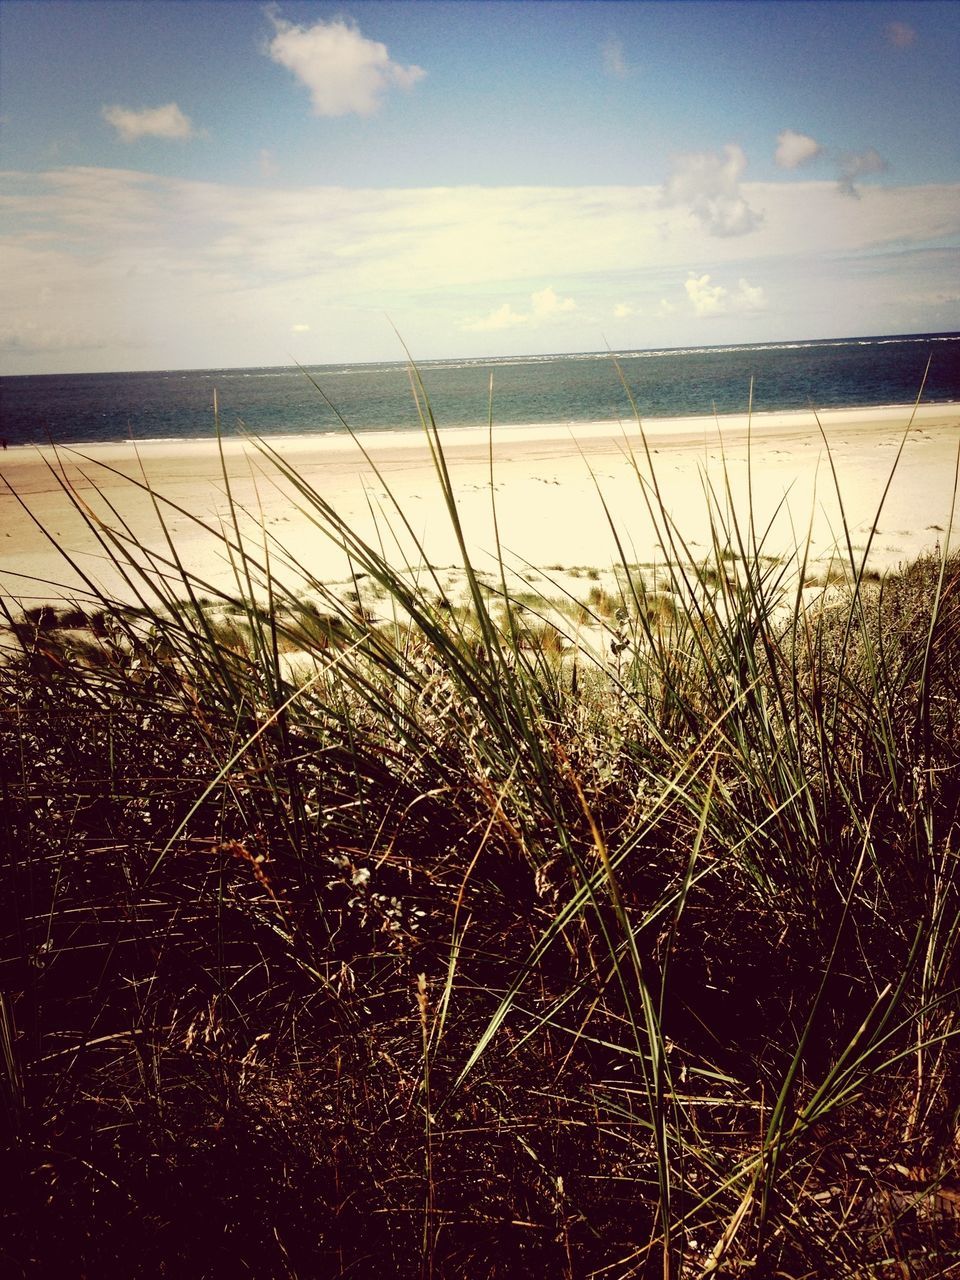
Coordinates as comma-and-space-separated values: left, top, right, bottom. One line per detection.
1, 403, 958, 610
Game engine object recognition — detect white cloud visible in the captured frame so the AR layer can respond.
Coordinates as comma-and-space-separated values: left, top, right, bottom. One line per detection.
685, 273, 727, 316
885, 21, 917, 48
658, 298, 677, 316
613, 303, 634, 318
684, 273, 766, 317
837, 147, 889, 197
461, 303, 529, 333
734, 278, 766, 312
290, 323, 310, 333
102, 102, 196, 142
663, 144, 763, 237
602, 38, 627, 78
775, 129, 823, 170
462, 288, 576, 332
532, 287, 576, 317
266, 11, 425, 117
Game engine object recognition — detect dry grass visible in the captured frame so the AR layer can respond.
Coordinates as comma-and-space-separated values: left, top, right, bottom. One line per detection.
2, 378, 959, 1278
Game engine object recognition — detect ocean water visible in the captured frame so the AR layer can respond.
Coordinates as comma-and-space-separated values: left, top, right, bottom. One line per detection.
1, 333, 958, 448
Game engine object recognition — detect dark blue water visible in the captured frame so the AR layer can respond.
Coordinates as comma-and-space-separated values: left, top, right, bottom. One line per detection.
1, 334, 957, 447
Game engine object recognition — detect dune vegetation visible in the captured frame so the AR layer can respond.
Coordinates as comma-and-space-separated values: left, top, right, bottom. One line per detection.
2, 372, 960, 1278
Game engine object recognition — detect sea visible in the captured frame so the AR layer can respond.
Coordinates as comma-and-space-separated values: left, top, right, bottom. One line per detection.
1, 333, 958, 448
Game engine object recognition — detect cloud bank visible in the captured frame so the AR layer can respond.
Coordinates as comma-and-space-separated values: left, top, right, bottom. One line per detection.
2, 167, 957, 370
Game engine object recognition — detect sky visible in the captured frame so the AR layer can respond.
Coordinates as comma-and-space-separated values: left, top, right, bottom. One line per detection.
1, 0, 958, 374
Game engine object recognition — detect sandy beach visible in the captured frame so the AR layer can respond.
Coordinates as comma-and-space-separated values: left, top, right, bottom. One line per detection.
1, 403, 958, 610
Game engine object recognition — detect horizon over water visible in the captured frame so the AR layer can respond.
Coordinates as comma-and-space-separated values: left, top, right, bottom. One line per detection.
1, 331, 958, 448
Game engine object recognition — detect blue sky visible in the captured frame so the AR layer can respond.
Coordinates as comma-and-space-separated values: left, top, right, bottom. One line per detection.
1, 0, 958, 372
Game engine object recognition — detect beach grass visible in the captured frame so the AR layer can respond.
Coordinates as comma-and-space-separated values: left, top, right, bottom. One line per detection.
2, 375, 960, 1278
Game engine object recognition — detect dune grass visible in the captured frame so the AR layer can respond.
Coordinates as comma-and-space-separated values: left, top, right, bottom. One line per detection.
2, 373, 960, 1278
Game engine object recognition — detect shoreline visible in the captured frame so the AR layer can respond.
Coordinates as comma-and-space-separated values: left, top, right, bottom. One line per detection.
3, 401, 956, 456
